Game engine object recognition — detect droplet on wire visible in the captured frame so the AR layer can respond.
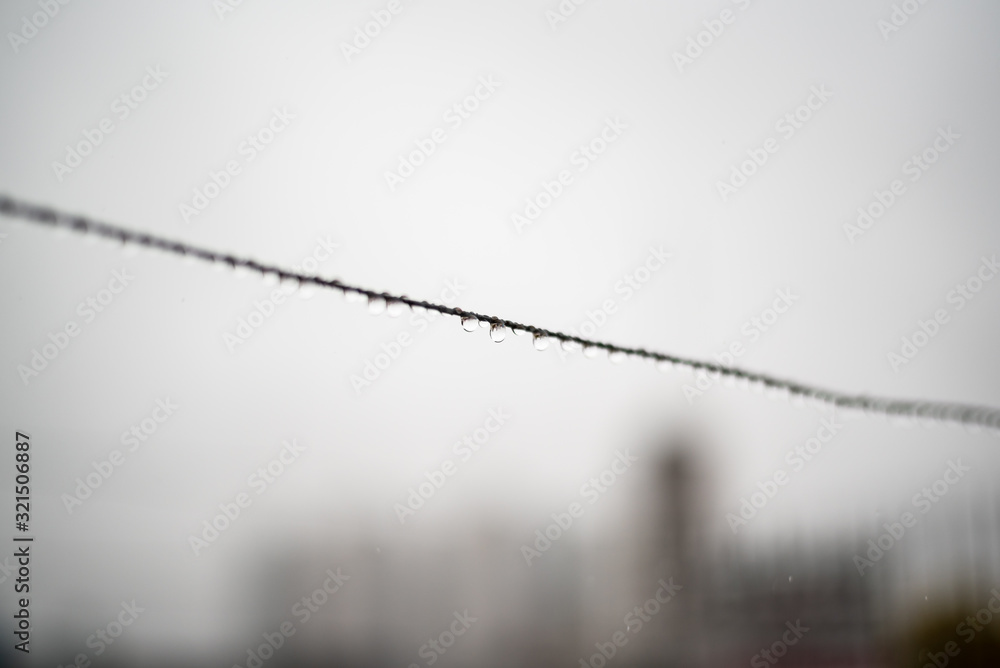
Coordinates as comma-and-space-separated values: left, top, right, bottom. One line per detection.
560, 340, 580, 353
386, 299, 405, 317
368, 296, 386, 315
490, 323, 506, 343
479, 319, 491, 329
461, 316, 478, 332
766, 385, 789, 402
608, 351, 626, 364
839, 404, 865, 423
533, 334, 550, 351
583, 345, 600, 359
511, 327, 527, 336
656, 360, 673, 372
345, 291, 365, 303
262, 271, 279, 286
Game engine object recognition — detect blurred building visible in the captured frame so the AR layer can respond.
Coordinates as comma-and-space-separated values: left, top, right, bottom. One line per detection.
202, 430, 1000, 667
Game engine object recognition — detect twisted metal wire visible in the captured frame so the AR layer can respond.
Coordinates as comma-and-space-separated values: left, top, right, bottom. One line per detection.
2, 193, 998, 431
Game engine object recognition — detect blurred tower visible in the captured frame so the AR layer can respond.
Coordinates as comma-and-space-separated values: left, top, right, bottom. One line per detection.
627, 433, 711, 667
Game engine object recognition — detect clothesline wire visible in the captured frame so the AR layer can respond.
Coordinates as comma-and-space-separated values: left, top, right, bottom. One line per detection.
2, 193, 998, 431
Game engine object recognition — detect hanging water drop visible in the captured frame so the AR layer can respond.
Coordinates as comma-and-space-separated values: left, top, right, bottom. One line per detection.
386, 299, 405, 317
345, 291, 364, 303
608, 351, 626, 364
490, 323, 506, 343
511, 327, 527, 336
262, 271, 279, 286
766, 385, 789, 402
368, 296, 386, 315
533, 334, 550, 350
560, 339, 579, 353
461, 316, 478, 332
656, 360, 673, 373
479, 319, 491, 328
583, 345, 600, 359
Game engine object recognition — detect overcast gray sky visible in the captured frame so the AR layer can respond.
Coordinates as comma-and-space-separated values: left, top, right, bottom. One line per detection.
1, 0, 999, 660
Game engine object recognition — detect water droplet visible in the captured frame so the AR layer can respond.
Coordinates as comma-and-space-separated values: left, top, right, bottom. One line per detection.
368, 296, 386, 315
839, 405, 864, 423
233, 264, 252, 280
298, 286, 316, 299
656, 360, 673, 372
608, 351, 626, 364
511, 327, 527, 336
490, 323, 506, 343
583, 346, 600, 359
766, 385, 789, 402
533, 334, 550, 351
479, 319, 491, 328
262, 271, 279, 286
386, 299, 405, 317
122, 243, 140, 258
461, 316, 478, 332
412, 304, 427, 314
560, 339, 579, 353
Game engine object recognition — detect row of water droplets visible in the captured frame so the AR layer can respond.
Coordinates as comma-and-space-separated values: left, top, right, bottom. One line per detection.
356, 291, 1000, 432
459, 312, 632, 357
40, 212, 1000, 434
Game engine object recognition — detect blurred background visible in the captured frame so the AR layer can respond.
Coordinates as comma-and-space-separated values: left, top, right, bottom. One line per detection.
1, 0, 1000, 666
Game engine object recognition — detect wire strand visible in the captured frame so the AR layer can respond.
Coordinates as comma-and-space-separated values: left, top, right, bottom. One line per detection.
2, 193, 998, 432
